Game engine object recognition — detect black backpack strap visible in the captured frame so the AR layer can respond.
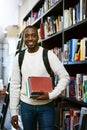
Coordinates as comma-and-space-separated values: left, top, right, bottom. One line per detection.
18, 49, 26, 76
43, 49, 55, 87
43, 49, 54, 77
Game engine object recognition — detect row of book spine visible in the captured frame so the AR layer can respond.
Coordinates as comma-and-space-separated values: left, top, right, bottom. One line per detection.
64, 0, 87, 28
23, 0, 59, 28
55, 101, 87, 130
64, 37, 87, 62
37, 0, 87, 40
50, 37, 87, 63
38, 15, 63, 40
60, 74, 87, 103
23, 0, 87, 38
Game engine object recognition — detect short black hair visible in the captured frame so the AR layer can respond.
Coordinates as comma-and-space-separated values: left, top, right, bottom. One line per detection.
23, 25, 38, 34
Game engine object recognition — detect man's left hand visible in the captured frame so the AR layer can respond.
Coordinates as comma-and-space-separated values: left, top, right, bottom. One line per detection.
35, 91, 49, 100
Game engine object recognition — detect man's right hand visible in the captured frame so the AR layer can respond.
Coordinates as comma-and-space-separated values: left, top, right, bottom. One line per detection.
11, 115, 19, 129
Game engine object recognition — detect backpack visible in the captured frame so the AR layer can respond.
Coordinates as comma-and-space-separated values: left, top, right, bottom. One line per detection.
18, 48, 55, 86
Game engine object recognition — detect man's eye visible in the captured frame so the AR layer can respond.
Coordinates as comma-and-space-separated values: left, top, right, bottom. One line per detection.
25, 35, 29, 38
32, 34, 36, 37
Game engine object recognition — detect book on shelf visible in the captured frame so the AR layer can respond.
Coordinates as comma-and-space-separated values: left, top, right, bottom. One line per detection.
43, 0, 49, 13
69, 77, 76, 99
83, 75, 87, 103
62, 110, 70, 130
80, 114, 87, 130
40, 23, 44, 39
73, 109, 80, 130
80, 0, 87, 21
74, 40, 80, 61
70, 108, 80, 130
69, 7, 73, 26
85, 0, 87, 18
69, 38, 78, 62
70, 108, 74, 130
75, 74, 84, 101
76, 2, 80, 23
85, 39, 87, 60
27, 76, 53, 98
78, 107, 87, 130
80, 38, 86, 61
64, 9, 69, 28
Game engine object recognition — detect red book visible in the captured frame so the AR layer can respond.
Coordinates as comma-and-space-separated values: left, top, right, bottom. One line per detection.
40, 23, 44, 39
28, 76, 53, 97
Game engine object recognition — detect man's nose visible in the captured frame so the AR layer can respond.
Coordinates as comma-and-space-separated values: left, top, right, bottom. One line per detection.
28, 35, 33, 40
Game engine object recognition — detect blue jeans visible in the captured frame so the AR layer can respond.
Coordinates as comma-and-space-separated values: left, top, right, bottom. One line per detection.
20, 101, 55, 130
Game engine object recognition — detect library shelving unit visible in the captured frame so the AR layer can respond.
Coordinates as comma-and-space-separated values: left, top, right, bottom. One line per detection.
22, 0, 87, 129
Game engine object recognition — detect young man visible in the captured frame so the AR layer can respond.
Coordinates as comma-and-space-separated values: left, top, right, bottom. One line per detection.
10, 25, 70, 130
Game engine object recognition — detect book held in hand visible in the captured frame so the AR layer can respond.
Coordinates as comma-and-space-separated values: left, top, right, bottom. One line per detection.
28, 76, 53, 97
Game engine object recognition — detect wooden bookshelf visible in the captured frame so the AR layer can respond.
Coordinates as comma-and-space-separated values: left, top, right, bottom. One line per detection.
18, 0, 87, 129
